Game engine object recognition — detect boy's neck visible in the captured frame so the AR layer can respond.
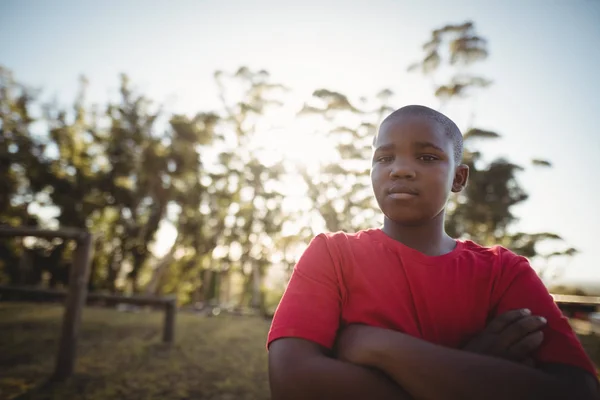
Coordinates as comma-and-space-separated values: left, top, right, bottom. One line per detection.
381, 212, 456, 257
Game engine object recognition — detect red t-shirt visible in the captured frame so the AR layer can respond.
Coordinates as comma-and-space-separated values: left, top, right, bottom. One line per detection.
267, 229, 596, 376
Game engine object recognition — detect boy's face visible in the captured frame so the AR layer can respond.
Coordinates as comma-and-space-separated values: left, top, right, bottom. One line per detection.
370, 116, 468, 225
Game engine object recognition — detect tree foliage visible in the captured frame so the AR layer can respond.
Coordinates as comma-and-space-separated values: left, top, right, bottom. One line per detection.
0, 21, 575, 307
408, 21, 575, 267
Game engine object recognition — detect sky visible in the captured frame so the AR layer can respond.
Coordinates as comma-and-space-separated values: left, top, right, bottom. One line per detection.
1, 0, 599, 287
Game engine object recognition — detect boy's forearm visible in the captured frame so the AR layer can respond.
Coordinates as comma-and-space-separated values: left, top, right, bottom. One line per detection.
370, 331, 585, 400
270, 354, 413, 400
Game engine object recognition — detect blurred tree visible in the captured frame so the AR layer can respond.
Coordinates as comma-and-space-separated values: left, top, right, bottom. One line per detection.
408, 21, 575, 271
97, 75, 167, 292
143, 110, 221, 300
0, 20, 576, 301
95, 77, 221, 294
0, 70, 220, 294
296, 89, 393, 233
209, 67, 289, 312
0, 66, 40, 283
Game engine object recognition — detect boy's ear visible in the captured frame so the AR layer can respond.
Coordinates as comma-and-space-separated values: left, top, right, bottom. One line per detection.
451, 164, 469, 193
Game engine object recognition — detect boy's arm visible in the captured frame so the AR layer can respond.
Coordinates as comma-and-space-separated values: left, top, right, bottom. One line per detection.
490, 256, 597, 375
337, 324, 598, 400
269, 337, 412, 400
336, 254, 599, 400
267, 234, 412, 399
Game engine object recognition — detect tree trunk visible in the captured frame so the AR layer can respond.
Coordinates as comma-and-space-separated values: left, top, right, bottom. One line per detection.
251, 264, 262, 309
144, 233, 179, 295
239, 271, 252, 308
107, 253, 121, 293
203, 269, 213, 303
220, 270, 231, 306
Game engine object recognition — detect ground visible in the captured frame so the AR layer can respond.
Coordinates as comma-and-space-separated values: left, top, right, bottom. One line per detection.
1, 303, 600, 400
0, 302, 270, 400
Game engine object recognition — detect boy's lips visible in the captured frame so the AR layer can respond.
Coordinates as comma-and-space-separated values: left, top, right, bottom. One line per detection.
387, 185, 418, 199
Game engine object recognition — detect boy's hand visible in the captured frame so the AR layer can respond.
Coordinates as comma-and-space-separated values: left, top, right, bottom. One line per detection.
462, 308, 546, 365
336, 309, 546, 367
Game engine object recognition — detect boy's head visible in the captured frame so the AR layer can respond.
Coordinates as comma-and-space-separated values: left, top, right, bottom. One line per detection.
370, 105, 469, 225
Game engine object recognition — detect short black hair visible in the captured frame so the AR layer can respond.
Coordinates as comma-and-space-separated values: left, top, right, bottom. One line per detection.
375, 105, 463, 164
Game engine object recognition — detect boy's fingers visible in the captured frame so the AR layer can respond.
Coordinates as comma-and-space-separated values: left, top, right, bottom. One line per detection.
496, 316, 546, 350
486, 309, 531, 333
507, 331, 544, 361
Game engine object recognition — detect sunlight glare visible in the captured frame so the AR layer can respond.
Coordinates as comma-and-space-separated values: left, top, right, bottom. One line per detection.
253, 105, 339, 174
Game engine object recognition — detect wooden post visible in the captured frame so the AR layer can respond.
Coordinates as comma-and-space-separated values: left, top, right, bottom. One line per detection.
52, 233, 94, 381
1, 225, 177, 379
18, 247, 34, 285
163, 298, 176, 344
0, 226, 84, 240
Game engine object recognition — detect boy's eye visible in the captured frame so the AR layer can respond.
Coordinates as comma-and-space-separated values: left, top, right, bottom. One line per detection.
419, 155, 438, 162
376, 156, 393, 163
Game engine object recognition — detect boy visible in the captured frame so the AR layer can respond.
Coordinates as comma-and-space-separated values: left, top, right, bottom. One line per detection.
267, 105, 598, 400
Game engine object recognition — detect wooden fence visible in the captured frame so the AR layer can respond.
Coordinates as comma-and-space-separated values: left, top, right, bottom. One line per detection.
0, 285, 177, 342
552, 294, 600, 318
0, 226, 177, 383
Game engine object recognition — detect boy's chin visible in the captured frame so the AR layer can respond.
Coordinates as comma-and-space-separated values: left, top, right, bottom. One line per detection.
384, 212, 431, 226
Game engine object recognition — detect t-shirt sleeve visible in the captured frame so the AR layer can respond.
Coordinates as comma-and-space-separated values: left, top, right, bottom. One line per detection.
491, 254, 596, 376
266, 234, 343, 350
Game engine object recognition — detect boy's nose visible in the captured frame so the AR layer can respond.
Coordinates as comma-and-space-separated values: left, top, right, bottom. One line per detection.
389, 161, 416, 179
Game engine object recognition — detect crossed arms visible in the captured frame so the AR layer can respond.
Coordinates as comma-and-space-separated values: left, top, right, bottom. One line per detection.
269, 309, 599, 400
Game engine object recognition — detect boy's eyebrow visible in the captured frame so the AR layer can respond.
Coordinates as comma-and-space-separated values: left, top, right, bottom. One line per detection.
373, 143, 395, 152
374, 141, 447, 153
414, 141, 446, 153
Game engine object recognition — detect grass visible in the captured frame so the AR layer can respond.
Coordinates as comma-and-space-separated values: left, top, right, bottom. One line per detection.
2, 302, 600, 400
0, 302, 271, 400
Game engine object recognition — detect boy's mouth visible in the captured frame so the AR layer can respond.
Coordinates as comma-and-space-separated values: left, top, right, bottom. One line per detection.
387, 185, 419, 200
